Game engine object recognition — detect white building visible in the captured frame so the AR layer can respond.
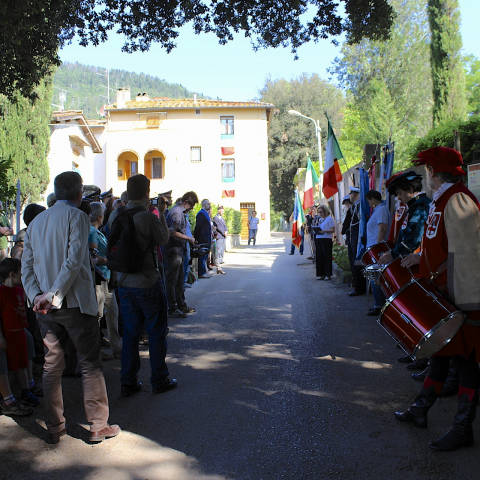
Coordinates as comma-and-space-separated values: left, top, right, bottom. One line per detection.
47, 90, 273, 241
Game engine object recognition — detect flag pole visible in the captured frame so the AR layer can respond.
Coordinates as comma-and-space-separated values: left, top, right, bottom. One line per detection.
315, 119, 323, 198
324, 111, 355, 186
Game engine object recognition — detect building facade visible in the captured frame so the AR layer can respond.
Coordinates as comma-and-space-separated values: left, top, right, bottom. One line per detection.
106, 90, 273, 240
48, 91, 273, 241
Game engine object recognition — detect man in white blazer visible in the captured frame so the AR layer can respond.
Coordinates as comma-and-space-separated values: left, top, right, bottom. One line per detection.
22, 171, 120, 444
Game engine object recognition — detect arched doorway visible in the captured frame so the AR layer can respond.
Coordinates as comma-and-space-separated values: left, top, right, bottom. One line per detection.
144, 150, 165, 180
117, 151, 139, 180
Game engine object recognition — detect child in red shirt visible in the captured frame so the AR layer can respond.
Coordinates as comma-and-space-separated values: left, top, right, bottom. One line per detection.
0, 258, 39, 412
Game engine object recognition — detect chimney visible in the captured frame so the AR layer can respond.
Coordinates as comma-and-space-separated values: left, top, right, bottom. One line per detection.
136, 92, 151, 102
193, 93, 197, 105
116, 88, 131, 109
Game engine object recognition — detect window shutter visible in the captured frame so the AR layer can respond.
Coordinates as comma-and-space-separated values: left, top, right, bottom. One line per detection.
145, 159, 152, 179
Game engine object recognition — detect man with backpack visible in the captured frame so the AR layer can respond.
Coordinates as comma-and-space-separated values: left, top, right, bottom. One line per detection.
107, 174, 176, 397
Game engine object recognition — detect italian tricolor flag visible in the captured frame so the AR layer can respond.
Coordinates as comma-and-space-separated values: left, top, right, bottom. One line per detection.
292, 189, 306, 249
322, 118, 343, 199
303, 155, 319, 211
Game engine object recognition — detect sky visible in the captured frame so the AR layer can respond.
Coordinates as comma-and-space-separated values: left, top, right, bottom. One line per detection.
59, 0, 480, 102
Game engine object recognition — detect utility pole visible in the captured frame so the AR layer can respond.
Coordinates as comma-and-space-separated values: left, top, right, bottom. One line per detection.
97, 68, 112, 105
51, 87, 67, 110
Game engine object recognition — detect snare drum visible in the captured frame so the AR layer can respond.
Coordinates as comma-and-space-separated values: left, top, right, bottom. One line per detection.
365, 264, 382, 283
361, 241, 395, 268
378, 278, 465, 360
378, 257, 420, 297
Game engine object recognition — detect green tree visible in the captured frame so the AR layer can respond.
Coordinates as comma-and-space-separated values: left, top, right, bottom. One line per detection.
54, 62, 211, 118
427, 0, 467, 125
0, 158, 18, 205
332, 0, 434, 169
1, 0, 396, 99
0, 78, 53, 206
464, 55, 480, 116
408, 115, 480, 166
259, 73, 346, 216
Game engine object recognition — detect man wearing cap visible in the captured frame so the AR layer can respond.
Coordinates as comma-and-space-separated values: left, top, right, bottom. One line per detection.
347, 187, 366, 296
395, 147, 480, 451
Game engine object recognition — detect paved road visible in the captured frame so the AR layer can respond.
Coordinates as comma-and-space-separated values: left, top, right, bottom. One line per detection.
1, 233, 479, 479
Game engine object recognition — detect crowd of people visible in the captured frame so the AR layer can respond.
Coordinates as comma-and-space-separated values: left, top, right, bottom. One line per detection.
2, 146, 480, 453
0, 172, 230, 444
290, 146, 480, 452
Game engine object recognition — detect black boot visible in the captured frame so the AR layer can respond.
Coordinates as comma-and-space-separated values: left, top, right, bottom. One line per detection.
395, 384, 438, 428
406, 357, 429, 370
440, 363, 459, 397
412, 367, 428, 382
430, 390, 477, 451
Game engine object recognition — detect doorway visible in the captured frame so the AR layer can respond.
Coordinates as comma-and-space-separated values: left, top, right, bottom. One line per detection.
240, 202, 255, 241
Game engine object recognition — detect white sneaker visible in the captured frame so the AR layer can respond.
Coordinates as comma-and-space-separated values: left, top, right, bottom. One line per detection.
316, 276, 325, 280
199, 274, 211, 279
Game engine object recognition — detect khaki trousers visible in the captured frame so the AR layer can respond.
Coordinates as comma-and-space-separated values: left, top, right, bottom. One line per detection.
37, 307, 109, 433
96, 281, 122, 354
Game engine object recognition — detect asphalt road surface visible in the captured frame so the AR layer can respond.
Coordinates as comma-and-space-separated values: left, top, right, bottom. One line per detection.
1, 233, 479, 480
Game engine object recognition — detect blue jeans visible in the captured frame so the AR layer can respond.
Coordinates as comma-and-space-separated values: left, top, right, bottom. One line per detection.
290, 230, 304, 254
183, 243, 191, 284
372, 283, 386, 309
119, 278, 169, 388
248, 229, 257, 245
199, 254, 208, 276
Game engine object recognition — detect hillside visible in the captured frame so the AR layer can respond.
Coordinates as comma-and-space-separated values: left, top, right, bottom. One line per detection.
53, 62, 210, 118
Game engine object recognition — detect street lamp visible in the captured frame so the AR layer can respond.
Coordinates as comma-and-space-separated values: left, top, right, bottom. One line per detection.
288, 110, 323, 196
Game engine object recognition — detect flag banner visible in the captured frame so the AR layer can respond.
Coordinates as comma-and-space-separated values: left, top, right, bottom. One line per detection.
356, 168, 370, 260
221, 147, 235, 155
303, 155, 319, 210
292, 189, 306, 249
323, 118, 343, 199
222, 190, 235, 198
379, 141, 395, 198
368, 156, 376, 190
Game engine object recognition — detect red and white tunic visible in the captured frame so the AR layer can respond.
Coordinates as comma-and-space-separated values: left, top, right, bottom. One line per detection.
421, 182, 480, 359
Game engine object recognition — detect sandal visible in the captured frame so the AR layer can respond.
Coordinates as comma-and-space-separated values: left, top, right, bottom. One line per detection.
217, 269, 226, 275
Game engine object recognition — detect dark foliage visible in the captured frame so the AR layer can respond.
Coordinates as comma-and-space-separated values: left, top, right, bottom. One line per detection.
1, 0, 395, 99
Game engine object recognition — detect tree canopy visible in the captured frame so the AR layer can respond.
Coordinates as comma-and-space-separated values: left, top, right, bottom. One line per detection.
1, 0, 395, 99
332, 0, 435, 170
427, 0, 466, 125
0, 78, 53, 206
464, 55, 480, 116
259, 73, 345, 216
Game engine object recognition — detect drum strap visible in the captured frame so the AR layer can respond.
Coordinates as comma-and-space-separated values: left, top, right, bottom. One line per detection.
423, 252, 448, 282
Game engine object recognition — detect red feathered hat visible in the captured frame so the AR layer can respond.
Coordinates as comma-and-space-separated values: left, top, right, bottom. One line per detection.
413, 147, 465, 176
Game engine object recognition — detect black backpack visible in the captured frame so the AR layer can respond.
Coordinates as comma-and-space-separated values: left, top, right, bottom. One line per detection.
106, 206, 150, 273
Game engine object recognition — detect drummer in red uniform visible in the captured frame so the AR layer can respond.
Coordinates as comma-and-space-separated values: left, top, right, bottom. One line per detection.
395, 146, 480, 451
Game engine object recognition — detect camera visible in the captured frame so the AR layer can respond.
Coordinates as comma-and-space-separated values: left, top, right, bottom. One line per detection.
190, 243, 210, 258
150, 191, 172, 207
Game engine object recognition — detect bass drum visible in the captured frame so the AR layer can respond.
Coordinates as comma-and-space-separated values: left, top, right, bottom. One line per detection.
378, 257, 420, 298
378, 278, 465, 360
361, 241, 395, 268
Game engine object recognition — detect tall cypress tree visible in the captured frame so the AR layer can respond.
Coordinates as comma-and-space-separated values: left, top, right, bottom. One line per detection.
0, 76, 53, 206
427, 0, 467, 126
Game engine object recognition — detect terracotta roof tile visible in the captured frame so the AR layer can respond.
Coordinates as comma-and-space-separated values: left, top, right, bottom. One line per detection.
108, 99, 274, 109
